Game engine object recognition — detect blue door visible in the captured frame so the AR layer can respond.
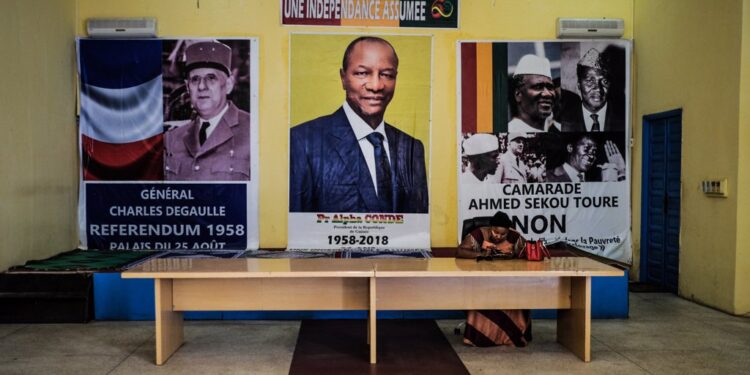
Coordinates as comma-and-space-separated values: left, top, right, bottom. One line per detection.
641, 109, 682, 293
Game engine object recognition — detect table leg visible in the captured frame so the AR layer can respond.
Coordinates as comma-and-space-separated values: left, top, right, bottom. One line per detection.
155, 278, 184, 365
369, 276, 377, 364
557, 276, 591, 362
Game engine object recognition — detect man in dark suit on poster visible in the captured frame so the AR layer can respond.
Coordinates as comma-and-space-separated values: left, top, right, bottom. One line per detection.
547, 134, 626, 182
559, 48, 625, 132
289, 36, 428, 213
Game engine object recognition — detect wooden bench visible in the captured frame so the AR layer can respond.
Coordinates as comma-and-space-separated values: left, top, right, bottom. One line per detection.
123, 257, 623, 365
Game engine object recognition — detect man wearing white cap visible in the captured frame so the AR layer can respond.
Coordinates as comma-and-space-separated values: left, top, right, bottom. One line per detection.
560, 48, 624, 132
508, 54, 560, 133
497, 133, 530, 184
461, 133, 500, 183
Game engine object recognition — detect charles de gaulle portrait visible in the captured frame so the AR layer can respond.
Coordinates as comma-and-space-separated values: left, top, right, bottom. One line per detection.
164, 40, 251, 181
289, 36, 428, 213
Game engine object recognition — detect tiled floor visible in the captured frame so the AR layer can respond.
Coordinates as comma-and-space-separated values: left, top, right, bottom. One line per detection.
0, 293, 748, 374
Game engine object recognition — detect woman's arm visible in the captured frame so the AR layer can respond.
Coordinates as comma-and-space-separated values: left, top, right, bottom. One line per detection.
457, 233, 481, 259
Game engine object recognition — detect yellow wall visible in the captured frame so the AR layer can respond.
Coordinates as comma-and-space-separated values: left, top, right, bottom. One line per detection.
634, 0, 743, 313
736, 0, 750, 315
4, 0, 746, 314
0, 0, 79, 272
75, 0, 634, 249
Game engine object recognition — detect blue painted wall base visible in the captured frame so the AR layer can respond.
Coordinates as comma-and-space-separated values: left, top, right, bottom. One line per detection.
94, 271, 629, 320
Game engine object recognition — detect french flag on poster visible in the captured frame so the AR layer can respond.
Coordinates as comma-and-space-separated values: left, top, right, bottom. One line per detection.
78, 39, 164, 180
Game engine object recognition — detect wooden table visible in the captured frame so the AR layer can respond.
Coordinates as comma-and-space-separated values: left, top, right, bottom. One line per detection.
123, 257, 623, 365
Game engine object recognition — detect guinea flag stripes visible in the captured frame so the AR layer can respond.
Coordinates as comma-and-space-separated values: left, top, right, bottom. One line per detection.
77, 39, 164, 181
460, 42, 508, 134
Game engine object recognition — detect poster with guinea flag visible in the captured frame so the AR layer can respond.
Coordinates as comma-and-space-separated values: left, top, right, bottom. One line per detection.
457, 40, 632, 264
77, 38, 259, 251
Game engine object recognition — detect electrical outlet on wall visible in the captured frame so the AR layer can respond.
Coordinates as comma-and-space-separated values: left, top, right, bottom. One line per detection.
701, 179, 728, 197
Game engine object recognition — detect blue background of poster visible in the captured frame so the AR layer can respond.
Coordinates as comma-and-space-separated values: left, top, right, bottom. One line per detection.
86, 183, 247, 250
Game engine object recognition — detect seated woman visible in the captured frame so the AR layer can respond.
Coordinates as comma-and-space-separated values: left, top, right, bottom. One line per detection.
457, 211, 532, 347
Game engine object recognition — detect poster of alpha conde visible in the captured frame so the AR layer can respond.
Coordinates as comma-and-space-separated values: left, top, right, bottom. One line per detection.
457, 40, 632, 264
77, 38, 259, 250
288, 34, 431, 250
